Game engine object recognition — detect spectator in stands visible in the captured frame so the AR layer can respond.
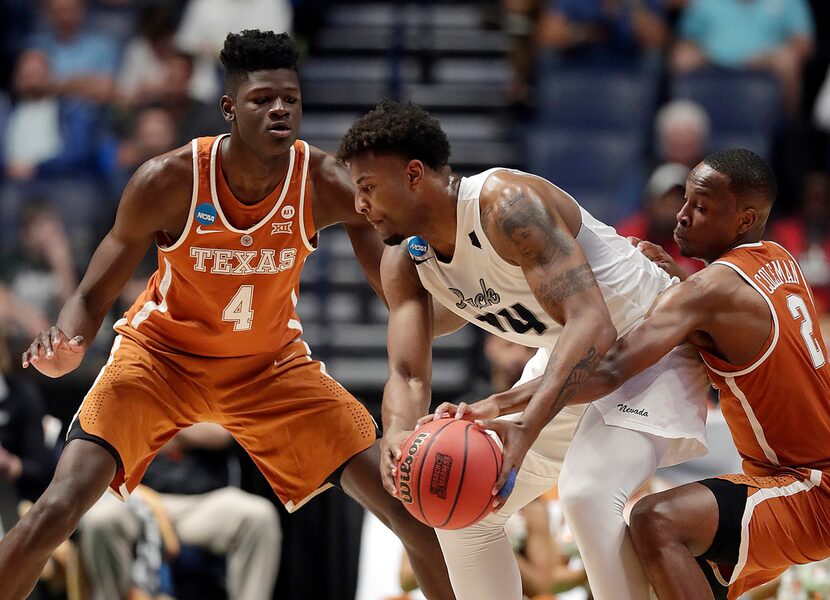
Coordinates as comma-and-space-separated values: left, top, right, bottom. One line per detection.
78, 423, 281, 600
671, 0, 815, 113
501, 0, 543, 107
0, 201, 78, 321
654, 99, 710, 169
175, 0, 293, 102
2, 49, 99, 182
116, 0, 181, 109
103, 104, 178, 194
28, 0, 120, 104
537, 0, 669, 66
768, 170, 830, 312
0, 327, 55, 504
153, 51, 228, 144
616, 162, 703, 276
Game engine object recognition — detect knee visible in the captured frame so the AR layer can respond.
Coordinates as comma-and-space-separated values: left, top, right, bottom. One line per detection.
232, 491, 281, 542
629, 495, 677, 558
558, 468, 597, 520
78, 498, 126, 541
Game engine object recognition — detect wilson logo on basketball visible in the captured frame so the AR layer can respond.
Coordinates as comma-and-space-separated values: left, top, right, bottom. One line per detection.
398, 432, 429, 504
430, 453, 453, 499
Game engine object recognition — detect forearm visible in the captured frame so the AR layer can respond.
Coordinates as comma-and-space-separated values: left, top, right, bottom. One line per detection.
55, 291, 110, 346
520, 318, 615, 433
382, 373, 431, 432
490, 377, 540, 416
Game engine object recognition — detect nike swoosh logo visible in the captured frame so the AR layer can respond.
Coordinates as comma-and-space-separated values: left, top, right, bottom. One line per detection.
196, 226, 222, 234
412, 256, 433, 264
274, 352, 297, 367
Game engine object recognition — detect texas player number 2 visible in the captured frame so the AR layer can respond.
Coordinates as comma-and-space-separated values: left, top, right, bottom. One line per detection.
223, 285, 254, 331
787, 293, 826, 369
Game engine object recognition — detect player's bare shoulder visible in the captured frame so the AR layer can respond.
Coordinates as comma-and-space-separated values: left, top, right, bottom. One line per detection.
477, 169, 578, 267
117, 143, 195, 241
307, 144, 360, 229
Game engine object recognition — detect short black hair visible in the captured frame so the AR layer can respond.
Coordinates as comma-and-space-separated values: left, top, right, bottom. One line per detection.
220, 30, 299, 94
337, 99, 451, 170
703, 149, 777, 207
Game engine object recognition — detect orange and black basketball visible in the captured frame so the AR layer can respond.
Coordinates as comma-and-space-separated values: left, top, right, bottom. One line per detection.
395, 417, 503, 530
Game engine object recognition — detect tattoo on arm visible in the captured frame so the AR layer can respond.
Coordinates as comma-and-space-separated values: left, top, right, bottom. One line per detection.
548, 346, 600, 420
492, 190, 574, 265
537, 263, 597, 304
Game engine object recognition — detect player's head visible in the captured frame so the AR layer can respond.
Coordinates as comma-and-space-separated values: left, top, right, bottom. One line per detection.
219, 30, 301, 153
338, 99, 451, 245
675, 148, 776, 262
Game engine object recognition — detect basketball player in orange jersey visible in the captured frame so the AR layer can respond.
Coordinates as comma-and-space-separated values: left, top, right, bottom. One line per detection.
0, 30, 454, 600
453, 149, 830, 599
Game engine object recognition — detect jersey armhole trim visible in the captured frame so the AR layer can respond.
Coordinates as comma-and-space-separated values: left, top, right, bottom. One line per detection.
701, 260, 779, 377
160, 138, 199, 253
298, 140, 316, 252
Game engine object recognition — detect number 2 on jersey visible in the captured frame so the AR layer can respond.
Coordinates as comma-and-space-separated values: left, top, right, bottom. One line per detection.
787, 293, 826, 368
223, 285, 254, 331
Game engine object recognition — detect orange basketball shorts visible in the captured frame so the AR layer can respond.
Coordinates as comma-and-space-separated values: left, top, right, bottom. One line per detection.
66, 327, 377, 510
708, 470, 830, 599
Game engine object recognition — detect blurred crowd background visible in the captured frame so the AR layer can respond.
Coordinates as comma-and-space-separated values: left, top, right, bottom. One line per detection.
1, 0, 830, 599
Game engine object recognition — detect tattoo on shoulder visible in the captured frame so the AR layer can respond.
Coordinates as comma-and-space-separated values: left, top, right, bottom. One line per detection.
487, 189, 574, 265
537, 263, 596, 305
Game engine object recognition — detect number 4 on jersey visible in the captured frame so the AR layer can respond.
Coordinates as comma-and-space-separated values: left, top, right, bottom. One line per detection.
223, 285, 254, 331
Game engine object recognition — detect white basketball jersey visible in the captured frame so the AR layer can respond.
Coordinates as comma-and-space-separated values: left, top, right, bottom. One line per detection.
409, 168, 676, 349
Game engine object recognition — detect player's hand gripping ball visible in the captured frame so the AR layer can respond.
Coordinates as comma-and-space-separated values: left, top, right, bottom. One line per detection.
395, 417, 504, 529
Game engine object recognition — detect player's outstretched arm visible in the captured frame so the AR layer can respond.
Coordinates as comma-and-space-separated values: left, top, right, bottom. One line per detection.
478, 172, 618, 502
570, 273, 714, 403
22, 148, 192, 378
379, 244, 435, 496
433, 271, 718, 422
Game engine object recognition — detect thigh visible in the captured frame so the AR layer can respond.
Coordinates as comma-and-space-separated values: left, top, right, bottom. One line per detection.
217, 341, 377, 511
561, 405, 670, 500
67, 332, 202, 498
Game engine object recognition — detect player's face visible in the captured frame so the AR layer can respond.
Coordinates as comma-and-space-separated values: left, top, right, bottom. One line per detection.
350, 152, 414, 246
674, 164, 743, 262
226, 69, 301, 155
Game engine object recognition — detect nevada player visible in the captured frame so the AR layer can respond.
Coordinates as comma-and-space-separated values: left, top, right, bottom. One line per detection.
338, 99, 709, 600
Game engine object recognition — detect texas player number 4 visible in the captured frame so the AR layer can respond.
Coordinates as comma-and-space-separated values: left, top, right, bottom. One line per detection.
223, 285, 254, 331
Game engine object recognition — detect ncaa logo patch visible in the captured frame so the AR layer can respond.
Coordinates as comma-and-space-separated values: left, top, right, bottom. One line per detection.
281, 205, 295, 219
195, 203, 217, 226
407, 236, 429, 258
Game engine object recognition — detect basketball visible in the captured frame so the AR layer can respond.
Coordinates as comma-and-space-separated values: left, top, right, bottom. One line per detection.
395, 417, 503, 530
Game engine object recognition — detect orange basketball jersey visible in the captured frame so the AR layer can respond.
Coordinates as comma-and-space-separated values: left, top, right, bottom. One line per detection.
121, 135, 316, 357
701, 241, 830, 477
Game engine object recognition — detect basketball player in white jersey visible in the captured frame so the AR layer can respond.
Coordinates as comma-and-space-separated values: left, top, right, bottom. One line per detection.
337, 100, 710, 600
